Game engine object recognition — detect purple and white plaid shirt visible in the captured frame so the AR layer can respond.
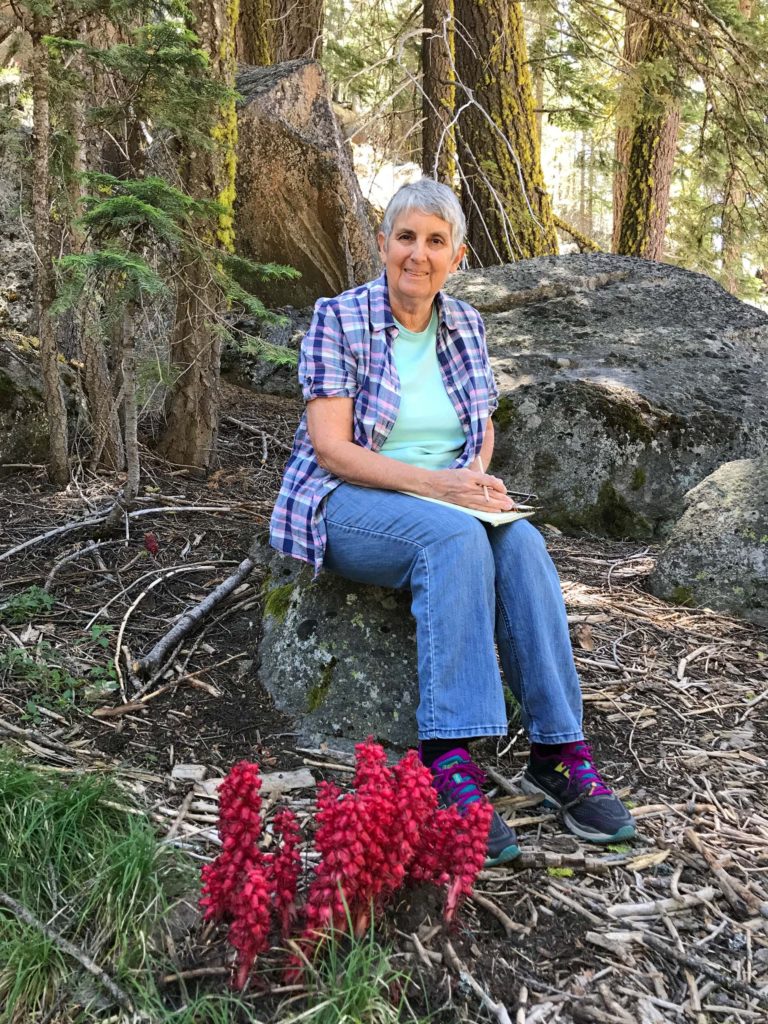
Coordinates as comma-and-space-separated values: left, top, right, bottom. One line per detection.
269, 272, 499, 574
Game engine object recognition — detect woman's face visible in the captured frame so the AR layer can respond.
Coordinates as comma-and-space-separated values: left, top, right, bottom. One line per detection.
378, 210, 466, 311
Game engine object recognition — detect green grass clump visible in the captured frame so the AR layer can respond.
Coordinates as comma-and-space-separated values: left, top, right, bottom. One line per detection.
0, 756, 190, 1022
283, 924, 427, 1024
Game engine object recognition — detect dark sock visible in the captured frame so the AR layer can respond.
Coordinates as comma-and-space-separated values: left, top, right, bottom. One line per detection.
420, 738, 471, 768
531, 742, 564, 758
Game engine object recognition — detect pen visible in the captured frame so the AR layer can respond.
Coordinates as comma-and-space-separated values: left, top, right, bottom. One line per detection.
476, 456, 490, 503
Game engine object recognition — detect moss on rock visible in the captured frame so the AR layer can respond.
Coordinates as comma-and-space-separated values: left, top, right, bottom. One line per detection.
263, 582, 295, 622
307, 657, 336, 711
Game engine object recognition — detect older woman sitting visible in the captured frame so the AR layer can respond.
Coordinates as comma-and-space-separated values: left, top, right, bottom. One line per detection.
271, 178, 635, 865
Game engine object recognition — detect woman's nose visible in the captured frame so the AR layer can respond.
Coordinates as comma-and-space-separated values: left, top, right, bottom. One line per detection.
411, 240, 428, 261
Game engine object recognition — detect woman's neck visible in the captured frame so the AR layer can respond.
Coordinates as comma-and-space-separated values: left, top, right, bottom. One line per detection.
390, 298, 434, 333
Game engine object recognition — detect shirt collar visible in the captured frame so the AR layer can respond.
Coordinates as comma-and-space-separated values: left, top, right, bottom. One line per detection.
369, 271, 458, 334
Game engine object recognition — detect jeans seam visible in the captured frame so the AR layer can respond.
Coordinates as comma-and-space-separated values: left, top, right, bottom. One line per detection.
421, 547, 437, 737
325, 516, 425, 550
496, 594, 534, 727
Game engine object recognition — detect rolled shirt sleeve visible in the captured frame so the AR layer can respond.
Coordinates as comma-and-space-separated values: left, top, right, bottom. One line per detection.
300, 299, 358, 401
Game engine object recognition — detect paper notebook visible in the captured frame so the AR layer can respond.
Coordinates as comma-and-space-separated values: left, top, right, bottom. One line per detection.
400, 492, 537, 527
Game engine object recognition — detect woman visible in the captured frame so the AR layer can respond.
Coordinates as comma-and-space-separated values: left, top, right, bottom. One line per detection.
271, 179, 635, 865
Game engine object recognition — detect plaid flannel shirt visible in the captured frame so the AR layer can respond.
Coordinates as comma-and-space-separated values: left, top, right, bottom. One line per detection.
269, 272, 499, 575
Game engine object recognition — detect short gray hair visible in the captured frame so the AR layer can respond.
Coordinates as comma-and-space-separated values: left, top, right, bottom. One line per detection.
380, 178, 466, 255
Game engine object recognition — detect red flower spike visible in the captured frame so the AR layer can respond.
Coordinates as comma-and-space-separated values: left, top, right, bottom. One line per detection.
143, 532, 159, 557
266, 808, 302, 938
229, 862, 272, 989
443, 799, 493, 922
199, 760, 273, 986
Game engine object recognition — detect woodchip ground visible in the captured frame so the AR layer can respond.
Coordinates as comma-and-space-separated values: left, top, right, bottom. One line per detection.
1, 383, 766, 1023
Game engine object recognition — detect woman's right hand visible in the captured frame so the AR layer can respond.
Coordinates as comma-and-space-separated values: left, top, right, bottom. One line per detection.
429, 468, 515, 511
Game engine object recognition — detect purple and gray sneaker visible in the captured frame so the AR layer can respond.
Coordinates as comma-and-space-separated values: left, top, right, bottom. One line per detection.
424, 747, 521, 867
521, 741, 636, 843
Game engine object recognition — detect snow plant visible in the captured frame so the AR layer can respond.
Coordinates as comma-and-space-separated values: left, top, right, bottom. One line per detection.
200, 738, 492, 989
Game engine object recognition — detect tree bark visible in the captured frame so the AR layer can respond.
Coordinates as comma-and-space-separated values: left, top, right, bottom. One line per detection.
31, 14, 70, 486
422, 0, 455, 183
121, 303, 139, 501
613, 0, 682, 259
236, 0, 324, 65
454, 0, 558, 264
159, 0, 237, 471
83, 300, 125, 472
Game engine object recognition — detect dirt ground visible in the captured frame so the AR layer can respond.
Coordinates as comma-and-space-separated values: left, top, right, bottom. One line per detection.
1, 382, 767, 1023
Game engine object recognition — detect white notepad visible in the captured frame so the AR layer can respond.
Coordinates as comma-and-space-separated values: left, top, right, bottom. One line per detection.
400, 492, 536, 526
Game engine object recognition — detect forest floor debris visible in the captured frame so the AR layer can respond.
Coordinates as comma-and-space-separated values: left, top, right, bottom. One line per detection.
0, 383, 767, 1022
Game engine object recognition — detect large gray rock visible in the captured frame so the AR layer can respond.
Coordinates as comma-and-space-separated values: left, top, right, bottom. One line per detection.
448, 255, 768, 539
648, 459, 768, 626
235, 60, 380, 308
254, 542, 419, 750
0, 330, 59, 467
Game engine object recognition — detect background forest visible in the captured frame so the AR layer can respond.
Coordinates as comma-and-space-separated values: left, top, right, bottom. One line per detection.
1, 0, 768, 486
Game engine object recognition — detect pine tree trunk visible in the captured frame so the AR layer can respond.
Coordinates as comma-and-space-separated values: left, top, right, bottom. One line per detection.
31, 14, 70, 487
454, 0, 558, 264
422, 0, 455, 183
83, 301, 125, 472
159, 0, 237, 471
613, 0, 682, 259
237, 0, 324, 65
121, 304, 139, 502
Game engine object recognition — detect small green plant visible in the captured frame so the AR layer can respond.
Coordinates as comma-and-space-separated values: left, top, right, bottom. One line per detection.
0, 644, 79, 709
283, 922, 426, 1024
0, 586, 54, 624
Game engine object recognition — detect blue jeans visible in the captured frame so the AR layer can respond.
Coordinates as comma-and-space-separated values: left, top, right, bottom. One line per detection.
324, 484, 584, 743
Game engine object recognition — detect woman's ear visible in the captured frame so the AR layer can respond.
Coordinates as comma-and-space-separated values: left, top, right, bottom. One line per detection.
451, 243, 467, 272
377, 231, 387, 261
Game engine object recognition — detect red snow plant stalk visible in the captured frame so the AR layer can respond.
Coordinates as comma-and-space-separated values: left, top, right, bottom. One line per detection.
200, 740, 492, 989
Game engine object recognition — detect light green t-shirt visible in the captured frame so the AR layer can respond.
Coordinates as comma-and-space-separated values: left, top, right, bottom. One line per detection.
379, 307, 466, 470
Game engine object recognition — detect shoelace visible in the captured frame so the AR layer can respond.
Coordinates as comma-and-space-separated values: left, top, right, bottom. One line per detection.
432, 756, 486, 813
559, 742, 611, 797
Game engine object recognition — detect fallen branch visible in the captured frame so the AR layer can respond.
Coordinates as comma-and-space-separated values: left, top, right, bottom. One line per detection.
607, 885, 718, 919
44, 540, 122, 591
443, 938, 513, 1024
0, 504, 235, 564
471, 891, 527, 935
133, 556, 255, 678
113, 563, 221, 698
685, 828, 754, 918
552, 213, 602, 253
0, 890, 133, 1011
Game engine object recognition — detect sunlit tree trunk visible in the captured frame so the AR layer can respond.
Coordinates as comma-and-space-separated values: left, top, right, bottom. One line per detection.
31, 13, 70, 486
454, 0, 558, 264
159, 0, 238, 471
422, 0, 455, 183
237, 0, 324, 64
613, 0, 682, 259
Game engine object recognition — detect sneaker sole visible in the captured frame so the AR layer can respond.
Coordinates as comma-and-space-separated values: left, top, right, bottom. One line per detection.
485, 843, 521, 867
520, 776, 636, 844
